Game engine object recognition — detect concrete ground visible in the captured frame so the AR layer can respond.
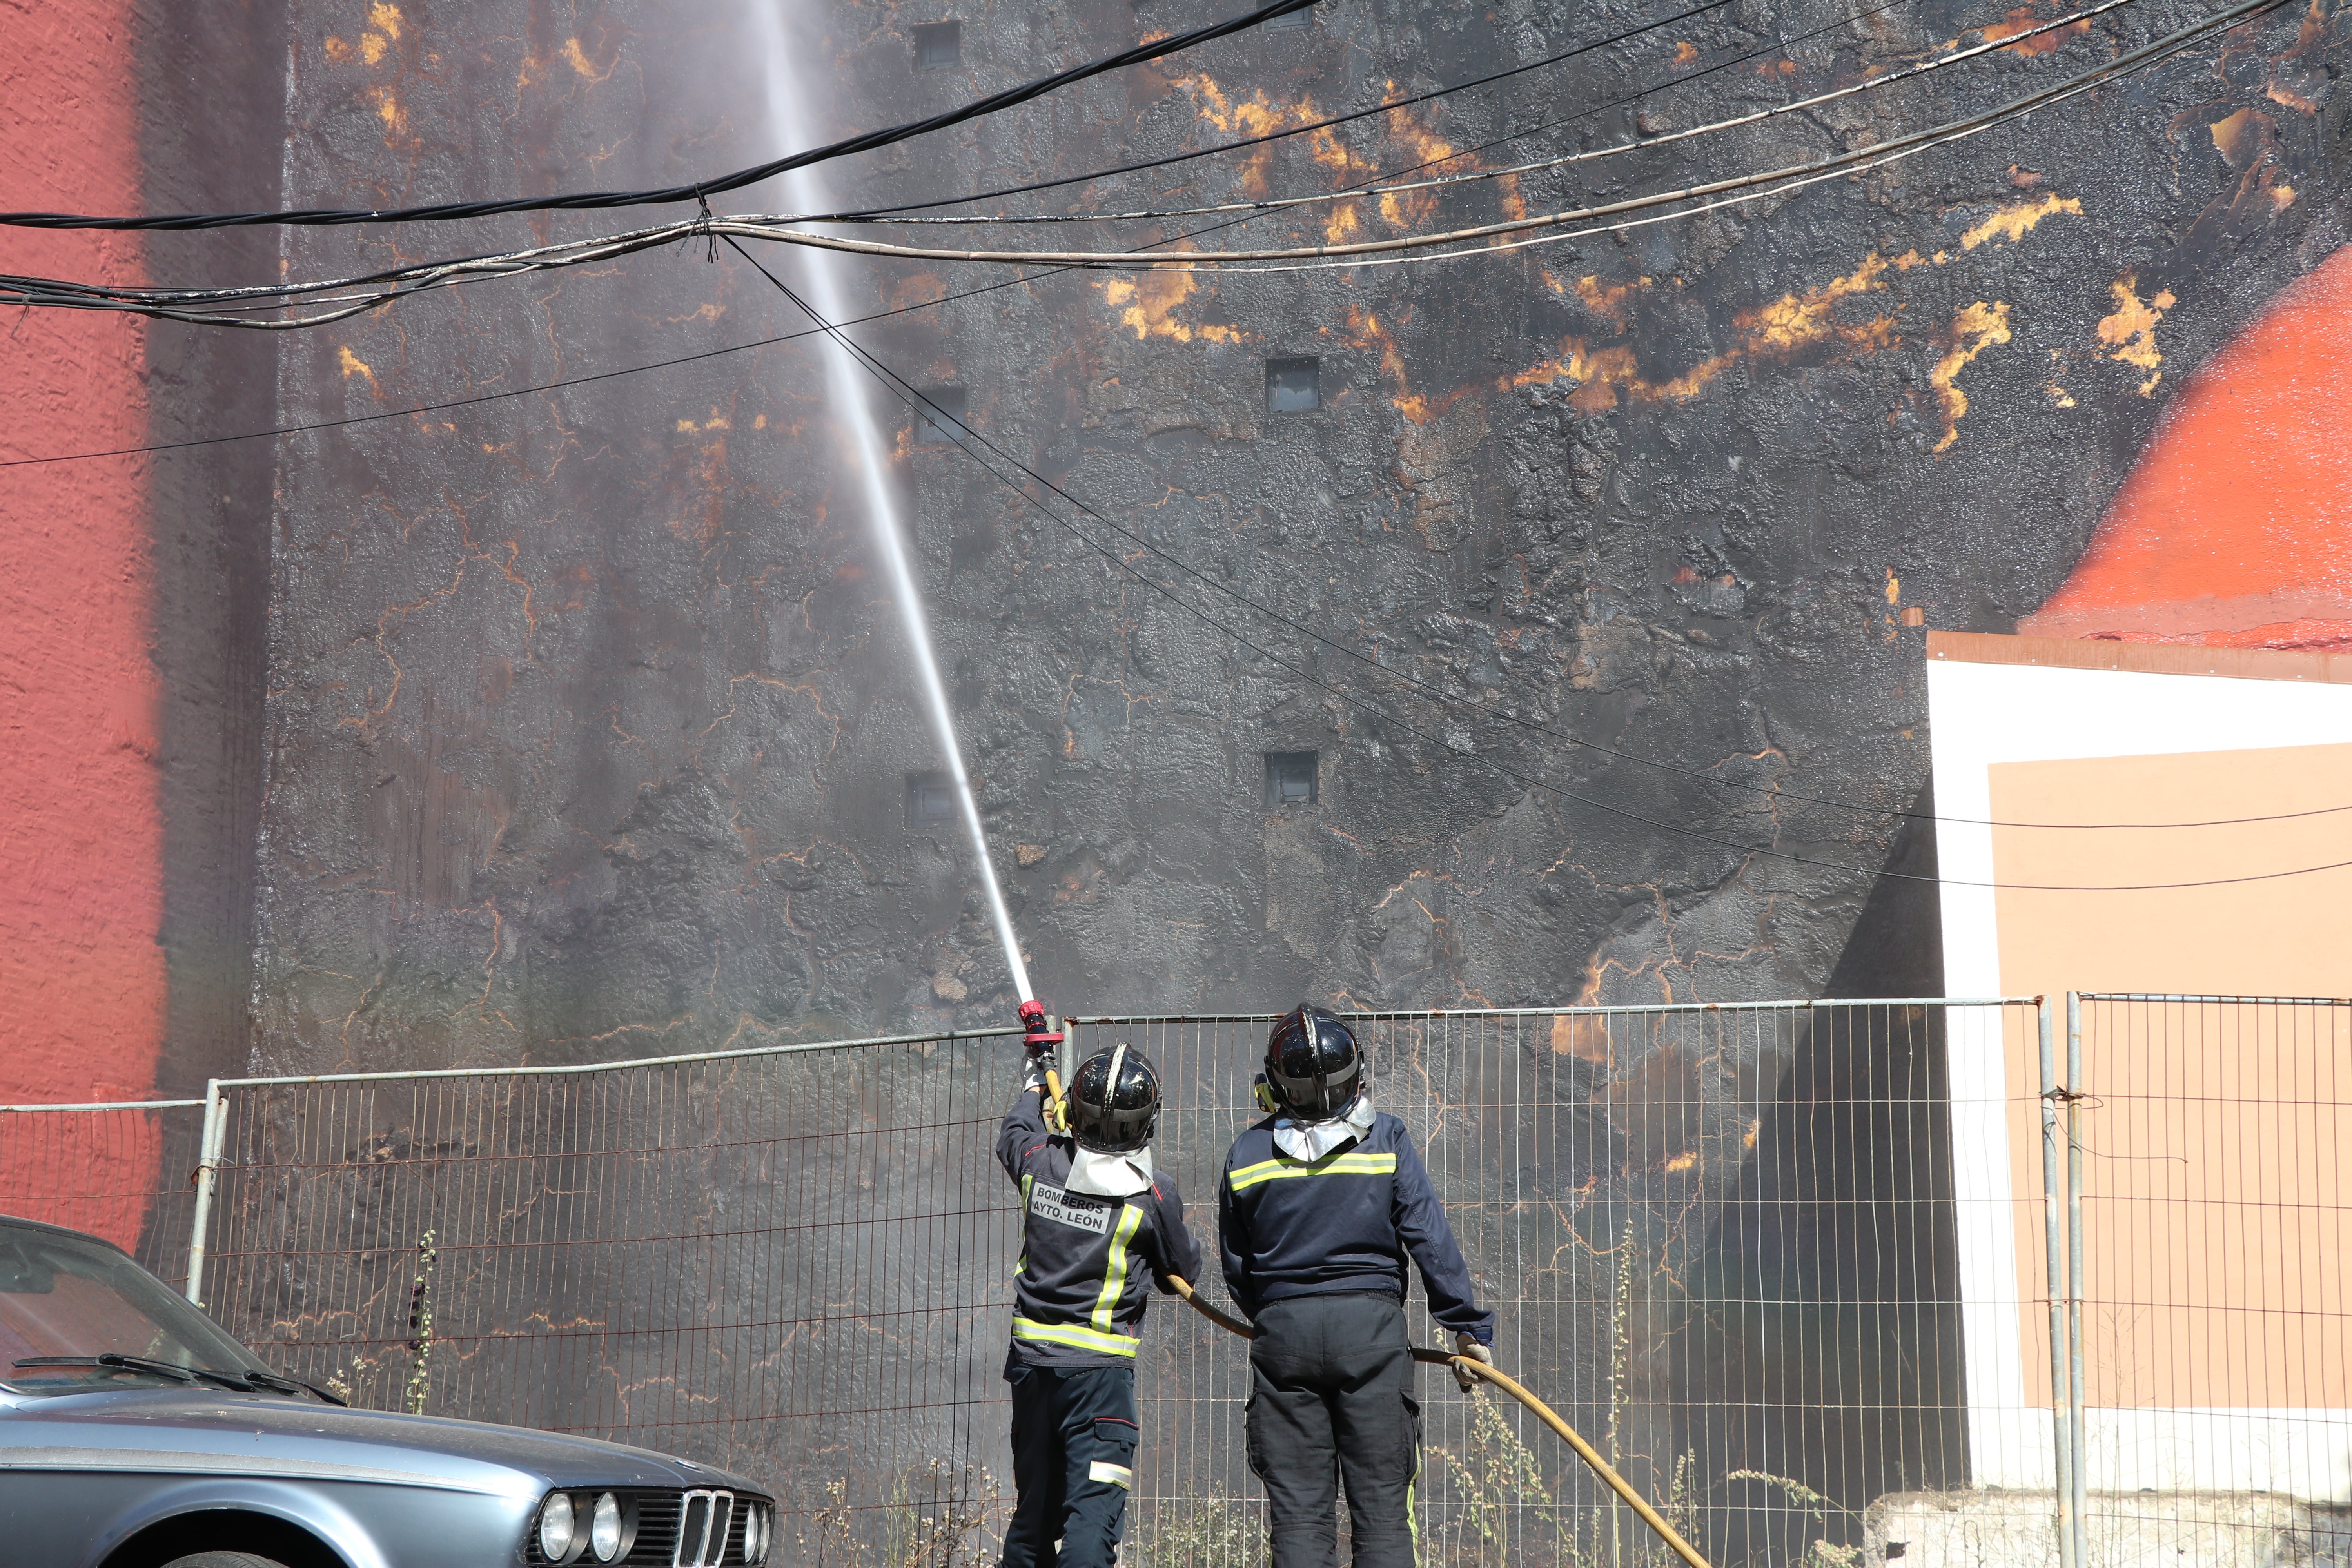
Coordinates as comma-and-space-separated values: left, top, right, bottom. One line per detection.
1867, 1490, 2352, 1568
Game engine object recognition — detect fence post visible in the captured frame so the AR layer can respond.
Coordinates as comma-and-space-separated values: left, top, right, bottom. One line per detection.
2038, 996, 2077, 1568
2064, 995, 2089, 1568
183, 1079, 225, 1307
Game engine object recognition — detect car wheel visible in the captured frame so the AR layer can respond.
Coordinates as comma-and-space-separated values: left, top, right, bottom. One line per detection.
160, 1555, 294, 1568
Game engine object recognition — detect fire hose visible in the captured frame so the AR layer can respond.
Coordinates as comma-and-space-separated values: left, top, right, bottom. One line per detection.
1026, 1024, 1711, 1568
1160, 1275, 1711, 1568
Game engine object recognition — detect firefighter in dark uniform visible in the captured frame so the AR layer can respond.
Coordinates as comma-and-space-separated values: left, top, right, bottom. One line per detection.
1218, 1004, 1495, 1568
999, 1004, 1203, 1568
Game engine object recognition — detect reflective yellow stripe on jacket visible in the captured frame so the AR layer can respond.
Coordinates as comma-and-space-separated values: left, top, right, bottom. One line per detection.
1227, 1149, 1397, 1192
1016, 1175, 1033, 1278
1011, 1314, 1141, 1357
1092, 1205, 1145, 1332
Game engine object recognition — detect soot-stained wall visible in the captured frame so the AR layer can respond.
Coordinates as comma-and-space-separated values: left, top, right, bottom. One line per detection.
246, 0, 2347, 1074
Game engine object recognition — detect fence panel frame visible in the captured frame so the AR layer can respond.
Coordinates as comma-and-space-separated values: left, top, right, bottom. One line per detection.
0, 1096, 211, 1293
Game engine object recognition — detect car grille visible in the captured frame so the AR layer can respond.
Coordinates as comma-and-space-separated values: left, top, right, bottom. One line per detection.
526, 1487, 771, 1566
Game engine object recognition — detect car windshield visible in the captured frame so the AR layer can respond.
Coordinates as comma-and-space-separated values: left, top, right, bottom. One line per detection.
0, 1222, 266, 1397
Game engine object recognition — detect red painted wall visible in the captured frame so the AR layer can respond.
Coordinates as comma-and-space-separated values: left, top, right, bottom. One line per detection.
0, 0, 167, 1250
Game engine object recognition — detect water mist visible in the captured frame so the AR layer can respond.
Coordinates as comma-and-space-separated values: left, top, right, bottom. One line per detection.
749, 2, 1034, 1005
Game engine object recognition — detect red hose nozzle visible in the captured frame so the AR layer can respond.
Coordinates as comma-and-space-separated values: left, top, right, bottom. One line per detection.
1019, 998, 1063, 1048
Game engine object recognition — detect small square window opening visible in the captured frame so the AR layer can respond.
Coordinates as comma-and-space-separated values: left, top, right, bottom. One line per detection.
914, 21, 962, 69
1265, 751, 1319, 808
915, 387, 968, 446
906, 771, 959, 828
1266, 358, 1320, 413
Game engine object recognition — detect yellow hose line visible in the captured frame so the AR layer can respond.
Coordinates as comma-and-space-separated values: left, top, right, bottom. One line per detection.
1165, 1276, 1713, 1568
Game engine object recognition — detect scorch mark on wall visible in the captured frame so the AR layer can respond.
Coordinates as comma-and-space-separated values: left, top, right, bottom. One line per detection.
1958, 191, 2082, 249
2097, 274, 2176, 395
1495, 194, 2076, 423
1931, 302, 2013, 453
1096, 272, 1244, 343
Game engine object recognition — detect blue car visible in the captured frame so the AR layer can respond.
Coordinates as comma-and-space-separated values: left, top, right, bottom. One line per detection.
0, 1214, 775, 1567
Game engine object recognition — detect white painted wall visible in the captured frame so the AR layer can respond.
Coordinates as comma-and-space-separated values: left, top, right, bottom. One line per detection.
1925, 644, 2352, 1500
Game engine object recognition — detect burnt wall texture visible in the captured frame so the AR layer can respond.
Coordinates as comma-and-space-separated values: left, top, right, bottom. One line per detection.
235, 0, 2349, 1075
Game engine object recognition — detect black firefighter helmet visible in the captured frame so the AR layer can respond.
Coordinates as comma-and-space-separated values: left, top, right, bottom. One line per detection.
1068, 1042, 1161, 1154
1259, 1004, 1361, 1120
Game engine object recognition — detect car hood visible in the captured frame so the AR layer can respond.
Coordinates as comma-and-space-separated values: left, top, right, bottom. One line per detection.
0, 1388, 759, 1497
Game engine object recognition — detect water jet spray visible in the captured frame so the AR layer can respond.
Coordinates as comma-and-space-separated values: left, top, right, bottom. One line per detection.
752, 2, 1034, 1009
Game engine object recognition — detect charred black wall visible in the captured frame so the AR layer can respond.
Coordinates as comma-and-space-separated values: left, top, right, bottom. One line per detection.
243, 0, 2347, 1073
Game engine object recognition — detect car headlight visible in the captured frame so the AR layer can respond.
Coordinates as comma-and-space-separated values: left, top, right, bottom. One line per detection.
744, 1503, 768, 1564
538, 1492, 577, 1562
590, 1492, 624, 1563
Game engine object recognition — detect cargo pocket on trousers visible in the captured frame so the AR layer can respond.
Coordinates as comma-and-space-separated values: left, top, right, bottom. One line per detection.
1089, 1416, 1138, 1490
1401, 1390, 1424, 1480
1243, 1394, 1271, 1481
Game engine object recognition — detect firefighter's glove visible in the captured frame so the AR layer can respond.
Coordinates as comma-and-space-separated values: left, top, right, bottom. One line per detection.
1452, 1334, 1494, 1393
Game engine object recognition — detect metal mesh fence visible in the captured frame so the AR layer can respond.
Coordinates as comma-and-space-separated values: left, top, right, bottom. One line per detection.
183, 1001, 2044, 1568
0, 1098, 205, 1292
196, 1031, 1029, 1557
2063, 995, 2352, 1568
21, 997, 2352, 1566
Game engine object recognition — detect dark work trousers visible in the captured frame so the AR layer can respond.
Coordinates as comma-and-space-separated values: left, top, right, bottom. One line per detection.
1246, 1293, 1423, 1568
1002, 1363, 1139, 1568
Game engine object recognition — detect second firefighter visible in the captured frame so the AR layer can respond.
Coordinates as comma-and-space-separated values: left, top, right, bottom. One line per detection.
1218, 1004, 1496, 1568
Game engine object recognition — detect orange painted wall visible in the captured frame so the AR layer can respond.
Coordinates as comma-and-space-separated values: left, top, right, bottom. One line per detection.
1986, 743, 2352, 1409
2024, 245, 2352, 648
0, 0, 167, 1251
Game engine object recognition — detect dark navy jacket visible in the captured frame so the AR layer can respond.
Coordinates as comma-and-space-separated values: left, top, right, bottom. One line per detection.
998, 1086, 1204, 1371
1217, 1109, 1495, 1344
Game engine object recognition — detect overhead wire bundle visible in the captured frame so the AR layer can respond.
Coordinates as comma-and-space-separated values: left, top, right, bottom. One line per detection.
0, 0, 2001, 454
1, 0, 2291, 322
3, 0, 1740, 323
4, 0, 2340, 886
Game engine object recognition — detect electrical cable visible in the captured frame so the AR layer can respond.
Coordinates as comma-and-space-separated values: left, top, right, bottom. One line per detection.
1, 0, 1771, 318
0, 0, 1320, 231
818, 0, 1741, 223
0, 0, 2060, 359
800, 0, 1740, 223
2, 0, 2254, 329
0, 319, 836, 470
725, 239, 2352, 891
692, 0, 2295, 274
834, 0, 2134, 227
0, 0, 1966, 463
